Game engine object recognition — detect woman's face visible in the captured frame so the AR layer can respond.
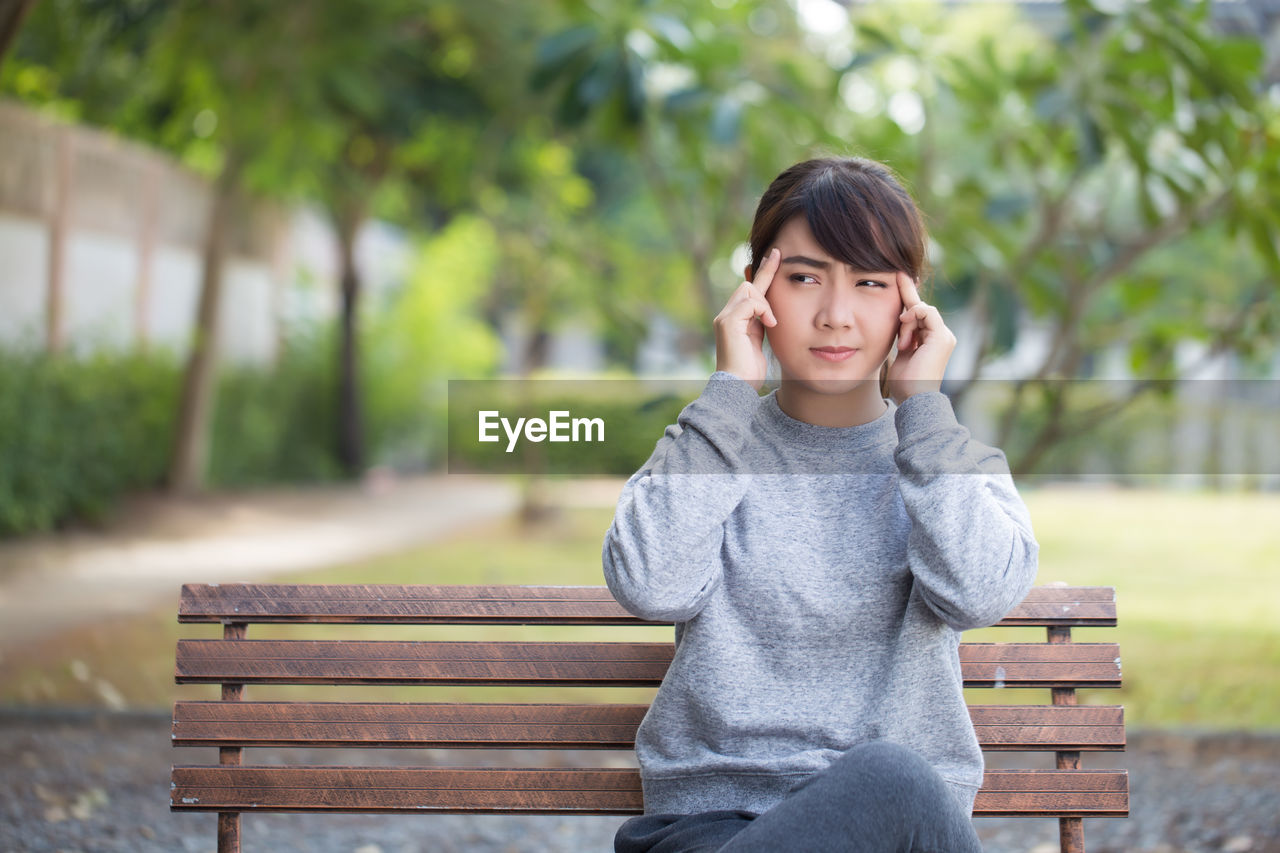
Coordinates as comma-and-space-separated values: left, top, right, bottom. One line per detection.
754, 215, 904, 396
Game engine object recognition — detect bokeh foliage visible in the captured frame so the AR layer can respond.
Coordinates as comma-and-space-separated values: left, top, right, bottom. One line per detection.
0, 0, 1277, 528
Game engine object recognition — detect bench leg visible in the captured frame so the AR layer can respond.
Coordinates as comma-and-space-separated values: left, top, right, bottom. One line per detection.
1049, 628, 1088, 853
1059, 816, 1084, 853
218, 812, 240, 853
217, 624, 247, 853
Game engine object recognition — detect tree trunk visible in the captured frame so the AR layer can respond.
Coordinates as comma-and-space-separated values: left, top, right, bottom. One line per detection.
0, 0, 38, 67
334, 204, 365, 477
523, 327, 551, 374
168, 155, 241, 494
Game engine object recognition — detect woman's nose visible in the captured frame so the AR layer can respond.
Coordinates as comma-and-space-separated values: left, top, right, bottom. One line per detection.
816, 283, 858, 330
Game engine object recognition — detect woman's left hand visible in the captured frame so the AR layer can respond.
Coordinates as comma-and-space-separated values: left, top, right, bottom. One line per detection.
886, 272, 956, 405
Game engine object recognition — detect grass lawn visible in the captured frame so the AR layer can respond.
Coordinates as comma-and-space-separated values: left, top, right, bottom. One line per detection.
964, 484, 1280, 730
2, 484, 1277, 731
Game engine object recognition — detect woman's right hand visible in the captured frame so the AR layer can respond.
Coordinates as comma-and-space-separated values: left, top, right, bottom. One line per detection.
714, 247, 780, 390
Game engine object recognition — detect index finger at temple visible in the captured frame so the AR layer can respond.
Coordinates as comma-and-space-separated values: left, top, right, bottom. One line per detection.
754, 248, 781, 295
897, 271, 921, 309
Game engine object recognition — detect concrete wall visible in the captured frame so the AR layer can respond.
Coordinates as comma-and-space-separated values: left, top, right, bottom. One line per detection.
0, 101, 411, 364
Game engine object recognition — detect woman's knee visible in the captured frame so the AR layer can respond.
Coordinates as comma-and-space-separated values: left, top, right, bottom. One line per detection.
830, 739, 952, 804
829, 741, 980, 847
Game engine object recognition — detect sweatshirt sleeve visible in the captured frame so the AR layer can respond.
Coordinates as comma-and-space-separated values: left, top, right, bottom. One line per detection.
893, 392, 1040, 632
602, 372, 760, 622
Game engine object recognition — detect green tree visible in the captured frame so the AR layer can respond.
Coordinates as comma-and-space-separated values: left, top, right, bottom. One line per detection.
534, 0, 1279, 474
531, 0, 833, 353
2, 0, 551, 484
1, 0, 269, 491
298, 1, 499, 475
840, 0, 1279, 472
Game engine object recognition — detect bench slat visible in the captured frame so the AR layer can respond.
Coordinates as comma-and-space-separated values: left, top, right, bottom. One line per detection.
172, 702, 1125, 751
169, 766, 1128, 817
970, 705, 1126, 750
172, 701, 648, 749
175, 641, 1122, 688
178, 584, 1116, 627
175, 640, 672, 686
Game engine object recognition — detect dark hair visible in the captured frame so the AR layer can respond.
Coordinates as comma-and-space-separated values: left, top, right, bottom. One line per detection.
748, 156, 930, 396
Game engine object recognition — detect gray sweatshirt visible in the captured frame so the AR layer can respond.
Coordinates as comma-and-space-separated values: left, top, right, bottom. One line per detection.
601, 372, 1040, 818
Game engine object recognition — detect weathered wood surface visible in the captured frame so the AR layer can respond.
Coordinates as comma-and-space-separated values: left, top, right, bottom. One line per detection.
969, 704, 1125, 751
171, 582, 1131, 850
174, 640, 1122, 688
169, 766, 1128, 818
179, 583, 1117, 627
173, 702, 1125, 751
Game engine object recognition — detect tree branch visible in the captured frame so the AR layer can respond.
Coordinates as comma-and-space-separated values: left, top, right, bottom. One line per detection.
1007, 278, 1270, 474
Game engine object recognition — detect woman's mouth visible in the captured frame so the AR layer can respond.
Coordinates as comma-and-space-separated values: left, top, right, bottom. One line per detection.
810, 346, 857, 362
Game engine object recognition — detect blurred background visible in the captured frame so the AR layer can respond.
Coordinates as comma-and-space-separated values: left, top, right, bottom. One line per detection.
0, 0, 1278, 850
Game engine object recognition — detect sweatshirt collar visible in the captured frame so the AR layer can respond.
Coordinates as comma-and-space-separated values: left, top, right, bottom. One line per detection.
758, 389, 898, 453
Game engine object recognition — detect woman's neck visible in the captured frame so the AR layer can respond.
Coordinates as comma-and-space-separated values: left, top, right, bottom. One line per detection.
775, 378, 888, 428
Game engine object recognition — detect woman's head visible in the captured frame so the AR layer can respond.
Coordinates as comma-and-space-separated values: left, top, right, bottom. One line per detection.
747, 157, 928, 286
745, 157, 929, 404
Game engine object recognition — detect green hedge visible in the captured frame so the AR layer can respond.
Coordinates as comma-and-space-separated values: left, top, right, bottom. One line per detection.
0, 348, 180, 535
0, 334, 345, 537
208, 332, 342, 487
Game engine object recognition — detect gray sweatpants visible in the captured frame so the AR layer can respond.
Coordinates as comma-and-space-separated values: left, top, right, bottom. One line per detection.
613, 740, 984, 852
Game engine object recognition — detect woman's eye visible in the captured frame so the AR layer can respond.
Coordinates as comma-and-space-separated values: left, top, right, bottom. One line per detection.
790, 275, 888, 288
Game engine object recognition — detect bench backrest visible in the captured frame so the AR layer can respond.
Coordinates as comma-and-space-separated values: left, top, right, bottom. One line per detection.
170, 583, 1127, 853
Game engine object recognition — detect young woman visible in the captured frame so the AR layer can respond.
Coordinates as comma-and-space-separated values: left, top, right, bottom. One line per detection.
602, 156, 1040, 852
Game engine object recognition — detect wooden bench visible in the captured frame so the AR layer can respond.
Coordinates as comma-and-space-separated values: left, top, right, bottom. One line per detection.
170, 583, 1128, 852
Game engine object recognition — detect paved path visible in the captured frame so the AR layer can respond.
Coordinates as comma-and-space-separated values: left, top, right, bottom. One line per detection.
0, 474, 528, 648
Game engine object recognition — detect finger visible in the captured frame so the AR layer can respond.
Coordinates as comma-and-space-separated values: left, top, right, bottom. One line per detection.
897, 271, 922, 311
898, 317, 914, 351
903, 302, 943, 333
743, 290, 776, 327
898, 301, 936, 325
898, 303, 926, 350
731, 286, 777, 327
757, 297, 777, 327
752, 247, 782, 296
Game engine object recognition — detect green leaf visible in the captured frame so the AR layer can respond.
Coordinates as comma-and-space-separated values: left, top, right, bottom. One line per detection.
1077, 112, 1104, 168
709, 93, 740, 145
663, 85, 709, 115
839, 49, 886, 74
1249, 216, 1280, 275
575, 47, 620, 107
328, 68, 382, 120
621, 48, 646, 124
984, 193, 1031, 223
530, 24, 599, 92
534, 23, 599, 69
1033, 87, 1070, 122
646, 13, 692, 51
854, 21, 896, 51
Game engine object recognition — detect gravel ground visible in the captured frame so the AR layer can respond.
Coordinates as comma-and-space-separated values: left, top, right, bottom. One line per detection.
1, 711, 1277, 853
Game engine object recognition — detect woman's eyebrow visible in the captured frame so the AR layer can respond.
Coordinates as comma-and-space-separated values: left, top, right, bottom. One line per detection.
781, 254, 879, 273
781, 255, 838, 270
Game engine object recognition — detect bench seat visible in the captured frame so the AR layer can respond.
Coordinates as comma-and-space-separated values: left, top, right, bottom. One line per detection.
170, 583, 1128, 852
